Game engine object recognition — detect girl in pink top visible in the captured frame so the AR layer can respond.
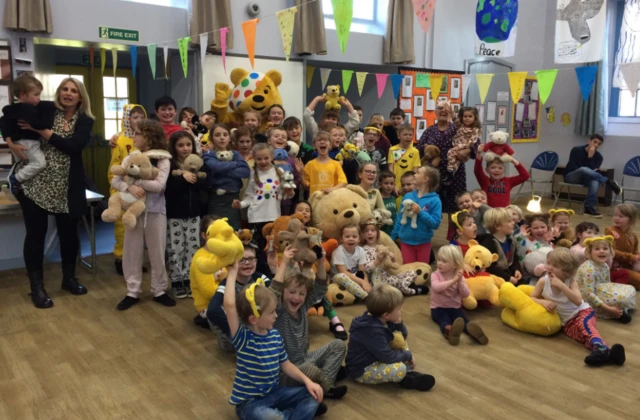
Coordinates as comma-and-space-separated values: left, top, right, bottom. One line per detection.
430, 245, 488, 346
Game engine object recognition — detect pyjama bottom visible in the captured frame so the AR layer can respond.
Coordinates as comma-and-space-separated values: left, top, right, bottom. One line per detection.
249, 222, 270, 275
208, 191, 240, 230
166, 217, 200, 285
280, 340, 347, 391
563, 308, 606, 350
123, 213, 169, 298
431, 307, 469, 334
355, 361, 407, 385
235, 386, 319, 420
400, 242, 432, 264
332, 273, 368, 300
113, 217, 125, 259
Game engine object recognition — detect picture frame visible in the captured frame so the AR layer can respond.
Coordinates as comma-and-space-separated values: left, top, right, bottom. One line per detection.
402, 75, 413, 98
450, 77, 461, 99
523, 118, 531, 128
497, 105, 507, 125
440, 75, 449, 94
475, 104, 485, 123
451, 103, 461, 114
0, 45, 13, 82
486, 101, 497, 122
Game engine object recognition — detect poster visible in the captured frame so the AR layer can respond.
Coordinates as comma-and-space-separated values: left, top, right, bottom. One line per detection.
486, 101, 497, 122
400, 99, 412, 110
614, 1, 640, 87
475, 0, 519, 57
512, 76, 540, 142
416, 118, 427, 139
452, 103, 461, 114
413, 95, 424, 117
426, 89, 436, 110
497, 105, 507, 125
555, 0, 606, 64
486, 124, 496, 135
475, 104, 485, 123
450, 77, 461, 99
402, 75, 413, 98
497, 91, 510, 102
404, 112, 412, 124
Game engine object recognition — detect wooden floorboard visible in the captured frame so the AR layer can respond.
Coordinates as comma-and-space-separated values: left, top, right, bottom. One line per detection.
1, 198, 639, 419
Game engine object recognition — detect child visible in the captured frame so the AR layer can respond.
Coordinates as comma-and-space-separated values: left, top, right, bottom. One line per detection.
234, 126, 255, 165
303, 131, 347, 195
107, 104, 147, 275
516, 213, 554, 283
388, 124, 422, 191
272, 246, 348, 401
450, 211, 477, 255
391, 166, 442, 264
430, 245, 488, 345
304, 95, 359, 138
575, 236, 636, 322
284, 116, 315, 165
379, 171, 397, 236
530, 248, 626, 366
331, 224, 370, 300
0, 74, 55, 200
266, 104, 285, 127
471, 189, 487, 205
506, 204, 524, 237
346, 284, 436, 391
382, 108, 405, 147
154, 95, 182, 137
550, 208, 575, 247
268, 126, 301, 215
455, 190, 490, 238
347, 104, 365, 149
606, 204, 640, 289
179, 106, 197, 126
395, 171, 416, 210
478, 208, 523, 285
203, 124, 250, 230
222, 262, 323, 419
362, 126, 388, 172
328, 125, 345, 159
243, 109, 261, 132
474, 146, 530, 208
197, 111, 218, 147
447, 107, 481, 176
111, 120, 175, 310
368, 113, 392, 156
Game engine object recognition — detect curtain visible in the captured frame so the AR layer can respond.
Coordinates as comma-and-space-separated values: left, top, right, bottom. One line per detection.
3, 0, 52, 33
293, 0, 327, 56
383, 0, 415, 64
190, 0, 233, 51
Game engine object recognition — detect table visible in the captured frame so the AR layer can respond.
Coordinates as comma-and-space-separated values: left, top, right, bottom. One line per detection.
0, 190, 105, 273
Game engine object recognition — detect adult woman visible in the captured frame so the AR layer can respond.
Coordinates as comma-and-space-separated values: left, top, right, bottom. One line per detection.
7, 78, 95, 308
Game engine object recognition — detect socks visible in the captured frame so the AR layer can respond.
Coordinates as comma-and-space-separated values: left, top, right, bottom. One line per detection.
330, 316, 345, 332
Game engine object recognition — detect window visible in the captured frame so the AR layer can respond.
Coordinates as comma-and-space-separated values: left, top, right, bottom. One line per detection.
322, 0, 388, 36
41, 73, 85, 101
122, 0, 187, 8
103, 77, 130, 139
610, 0, 640, 117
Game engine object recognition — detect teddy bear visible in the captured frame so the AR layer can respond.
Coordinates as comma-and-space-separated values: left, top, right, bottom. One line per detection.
522, 245, 554, 282
328, 283, 357, 307
462, 240, 505, 310
262, 214, 305, 253
195, 218, 245, 275
390, 331, 409, 350
483, 131, 515, 163
210, 68, 283, 133
421, 145, 441, 168
273, 148, 293, 173
286, 141, 299, 158
102, 149, 172, 229
277, 218, 318, 279
371, 246, 431, 296
400, 199, 418, 229
323, 85, 344, 111
214, 151, 234, 195
282, 171, 296, 190
499, 282, 562, 336
335, 143, 359, 162
171, 154, 207, 179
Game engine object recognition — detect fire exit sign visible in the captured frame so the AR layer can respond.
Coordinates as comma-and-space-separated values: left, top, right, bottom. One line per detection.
99, 26, 140, 42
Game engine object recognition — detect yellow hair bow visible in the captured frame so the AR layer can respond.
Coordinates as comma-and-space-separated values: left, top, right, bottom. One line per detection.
451, 210, 469, 230
245, 278, 266, 318
583, 235, 614, 247
549, 209, 575, 216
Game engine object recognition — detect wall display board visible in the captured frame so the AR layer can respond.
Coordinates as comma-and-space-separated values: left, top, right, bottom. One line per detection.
512, 76, 540, 143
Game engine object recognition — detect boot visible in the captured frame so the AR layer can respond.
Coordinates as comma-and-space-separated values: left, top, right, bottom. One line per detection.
28, 270, 53, 309
61, 264, 88, 295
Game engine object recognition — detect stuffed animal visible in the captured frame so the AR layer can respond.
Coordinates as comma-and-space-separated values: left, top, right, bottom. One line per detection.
282, 171, 296, 190
278, 218, 318, 279
335, 143, 359, 161
102, 149, 171, 229
373, 210, 394, 226
181, 114, 208, 137
389, 331, 409, 350
210, 68, 283, 132
323, 85, 344, 111
262, 214, 305, 253
522, 245, 554, 280
483, 131, 515, 163
171, 154, 207, 179
462, 240, 505, 310
235, 229, 254, 246
196, 218, 245, 275
286, 141, 299, 158
356, 151, 372, 166
328, 283, 357, 307
421, 145, 441, 168
214, 151, 235, 195
274, 148, 293, 174
400, 199, 418, 229
499, 283, 562, 336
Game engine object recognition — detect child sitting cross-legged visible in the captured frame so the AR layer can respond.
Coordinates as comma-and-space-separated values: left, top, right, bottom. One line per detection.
346, 284, 436, 391
223, 261, 324, 419
272, 246, 348, 403
478, 207, 524, 285
331, 224, 370, 300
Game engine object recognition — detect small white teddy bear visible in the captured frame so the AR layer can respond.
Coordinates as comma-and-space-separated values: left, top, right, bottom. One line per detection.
215, 151, 234, 195
282, 171, 296, 190
400, 199, 418, 229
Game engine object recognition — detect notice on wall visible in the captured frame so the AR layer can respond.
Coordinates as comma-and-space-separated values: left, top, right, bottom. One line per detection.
497, 91, 510, 102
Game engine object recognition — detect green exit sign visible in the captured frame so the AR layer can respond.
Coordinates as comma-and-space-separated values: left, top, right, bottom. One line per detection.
99, 26, 140, 42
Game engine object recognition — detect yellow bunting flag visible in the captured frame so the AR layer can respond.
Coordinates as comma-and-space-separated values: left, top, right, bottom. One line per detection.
475, 73, 494, 104
534, 69, 558, 105
178, 37, 191, 78
307, 65, 315, 88
507, 72, 528, 103
242, 19, 259, 69
111, 48, 118, 77
342, 70, 354, 93
320, 68, 331, 89
276, 7, 297, 61
100, 48, 106, 74
356, 72, 367, 96
429, 74, 444, 96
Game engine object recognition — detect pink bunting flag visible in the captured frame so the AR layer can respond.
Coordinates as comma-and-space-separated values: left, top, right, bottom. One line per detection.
412, 0, 436, 34
220, 27, 229, 74
376, 74, 388, 99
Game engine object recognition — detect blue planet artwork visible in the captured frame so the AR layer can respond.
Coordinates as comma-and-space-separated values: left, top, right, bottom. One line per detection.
475, 0, 519, 43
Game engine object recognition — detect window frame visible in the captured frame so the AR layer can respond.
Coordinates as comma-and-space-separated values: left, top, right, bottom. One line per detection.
102, 76, 131, 140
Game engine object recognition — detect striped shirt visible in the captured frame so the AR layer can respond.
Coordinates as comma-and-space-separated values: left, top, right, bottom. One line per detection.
230, 324, 288, 405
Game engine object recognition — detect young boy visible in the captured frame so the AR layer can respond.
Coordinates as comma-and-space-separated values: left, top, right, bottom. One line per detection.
331, 125, 359, 184
304, 131, 347, 195
388, 124, 421, 191
272, 246, 348, 401
284, 116, 315, 164
471, 189, 488, 206
382, 108, 405, 146
455, 190, 490, 238
0, 74, 55, 199
478, 208, 523, 285
362, 126, 388, 172
474, 146, 530, 208
108, 104, 147, 275
379, 171, 397, 236
304, 95, 360, 138
223, 261, 323, 419
155, 95, 182, 137
346, 283, 436, 391
396, 171, 416, 209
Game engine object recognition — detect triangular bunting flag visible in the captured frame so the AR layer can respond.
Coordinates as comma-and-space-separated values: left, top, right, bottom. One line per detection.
507, 72, 528, 103
199, 33, 208, 66
100, 48, 106, 75
356, 72, 367, 96
332, 0, 353, 53
342, 70, 354, 94
415, 74, 430, 88
429, 74, 444, 96
88, 47, 95, 72
220, 28, 229, 74
111, 48, 118, 77
534, 69, 558, 105
242, 19, 259, 69
276, 7, 297, 61
130, 46, 137, 79
575, 65, 598, 102
320, 68, 331, 89
390, 74, 404, 100
461, 74, 472, 102
163, 43, 169, 79
147, 43, 157, 79
178, 37, 191, 78
619, 62, 640, 98
307, 66, 315, 88
475, 73, 494, 104
412, 0, 436, 34
376, 74, 389, 99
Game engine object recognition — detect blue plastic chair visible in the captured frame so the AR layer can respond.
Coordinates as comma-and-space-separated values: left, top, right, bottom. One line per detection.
514, 151, 559, 202
610, 156, 640, 214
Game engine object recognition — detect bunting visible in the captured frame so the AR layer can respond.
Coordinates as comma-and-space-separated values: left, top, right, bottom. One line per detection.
111, 48, 118, 77
356, 72, 367, 96
412, 0, 436, 34
147, 43, 157, 79
429, 74, 445, 96
199, 33, 208, 66
390, 74, 404, 100
376, 73, 388, 99
476, 73, 494, 104
178, 36, 191, 78
507, 71, 528, 103
534, 69, 558, 105
320, 68, 331, 89
130, 46, 138, 78
163, 43, 169, 79
619, 62, 640, 98
574, 65, 598, 102
307, 66, 316, 88
220, 28, 228, 74
276, 7, 297, 61
332, 0, 353, 53
342, 70, 354, 93
242, 19, 259, 69
100, 48, 106, 75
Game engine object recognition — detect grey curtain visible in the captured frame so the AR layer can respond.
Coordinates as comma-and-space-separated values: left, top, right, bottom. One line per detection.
294, 0, 327, 56
3, 0, 52, 33
383, 0, 415, 64
190, 0, 233, 51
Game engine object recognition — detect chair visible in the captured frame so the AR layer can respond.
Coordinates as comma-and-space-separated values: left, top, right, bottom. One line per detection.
610, 156, 640, 214
514, 151, 558, 202
553, 181, 593, 214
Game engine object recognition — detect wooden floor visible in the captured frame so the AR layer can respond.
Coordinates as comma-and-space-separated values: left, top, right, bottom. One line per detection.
1, 198, 639, 420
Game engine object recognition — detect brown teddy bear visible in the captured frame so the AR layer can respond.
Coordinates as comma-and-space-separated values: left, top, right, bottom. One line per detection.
421, 145, 441, 168
171, 154, 207, 179
277, 218, 318, 279
102, 150, 171, 229
262, 214, 305, 253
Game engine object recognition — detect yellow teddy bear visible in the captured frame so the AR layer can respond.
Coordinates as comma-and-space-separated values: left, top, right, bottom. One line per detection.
335, 143, 359, 161
196, 218, 245, 275
499, 283, 562, 336
323, 85, 344, 111
462, 240, 505, 310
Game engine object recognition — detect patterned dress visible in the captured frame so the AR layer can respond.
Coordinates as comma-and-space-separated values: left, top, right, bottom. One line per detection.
363, 245, 417, 295
575, 259, 636, 318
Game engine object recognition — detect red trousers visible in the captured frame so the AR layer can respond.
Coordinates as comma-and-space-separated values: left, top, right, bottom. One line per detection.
563, 308, 605, 350
400, 242, 432, 264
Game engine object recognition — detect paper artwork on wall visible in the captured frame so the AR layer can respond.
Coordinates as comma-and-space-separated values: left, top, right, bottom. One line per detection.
546, 106, 556, 123
497, 105, 507, 125
405, 112, 412, 124
426, 89, 436, 110
474, 0, 519, 57
416, 118, 427, 139
450, 77, 461, 99
486, 124, 496, 136
452, 103, 461, 114
555, 0, 606, 64
613, 1, 640, 87
402, 75, 413, 97
561, 112, 571, 126
413, 95, 425, 117
486, 101, 497, 122
512, 77, 540, 142
497, 91, 509, 102
400, 98, 412, 110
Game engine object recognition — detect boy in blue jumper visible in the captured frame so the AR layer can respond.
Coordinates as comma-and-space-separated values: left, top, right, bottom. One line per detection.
391, 165, 442, 264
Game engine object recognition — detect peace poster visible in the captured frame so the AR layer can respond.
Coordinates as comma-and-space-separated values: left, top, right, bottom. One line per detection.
555, 0, 606, 64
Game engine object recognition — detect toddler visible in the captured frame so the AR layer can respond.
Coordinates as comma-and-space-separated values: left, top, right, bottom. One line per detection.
474, 148, 529, 208
331, 224, 370, 300
478, 208, 523, 285
550, 208, 575, 247
455, 190, 490, 238
450, 211, 477, 256
471, 189, 487, 205
448, 107, 481, 175
379, 171, 397, 236
516, 213, 554, 283
606, 204, 640, 289
506, 204, 524, 237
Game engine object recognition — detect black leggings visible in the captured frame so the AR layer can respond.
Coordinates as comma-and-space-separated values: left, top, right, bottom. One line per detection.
17, 194, 79, 272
